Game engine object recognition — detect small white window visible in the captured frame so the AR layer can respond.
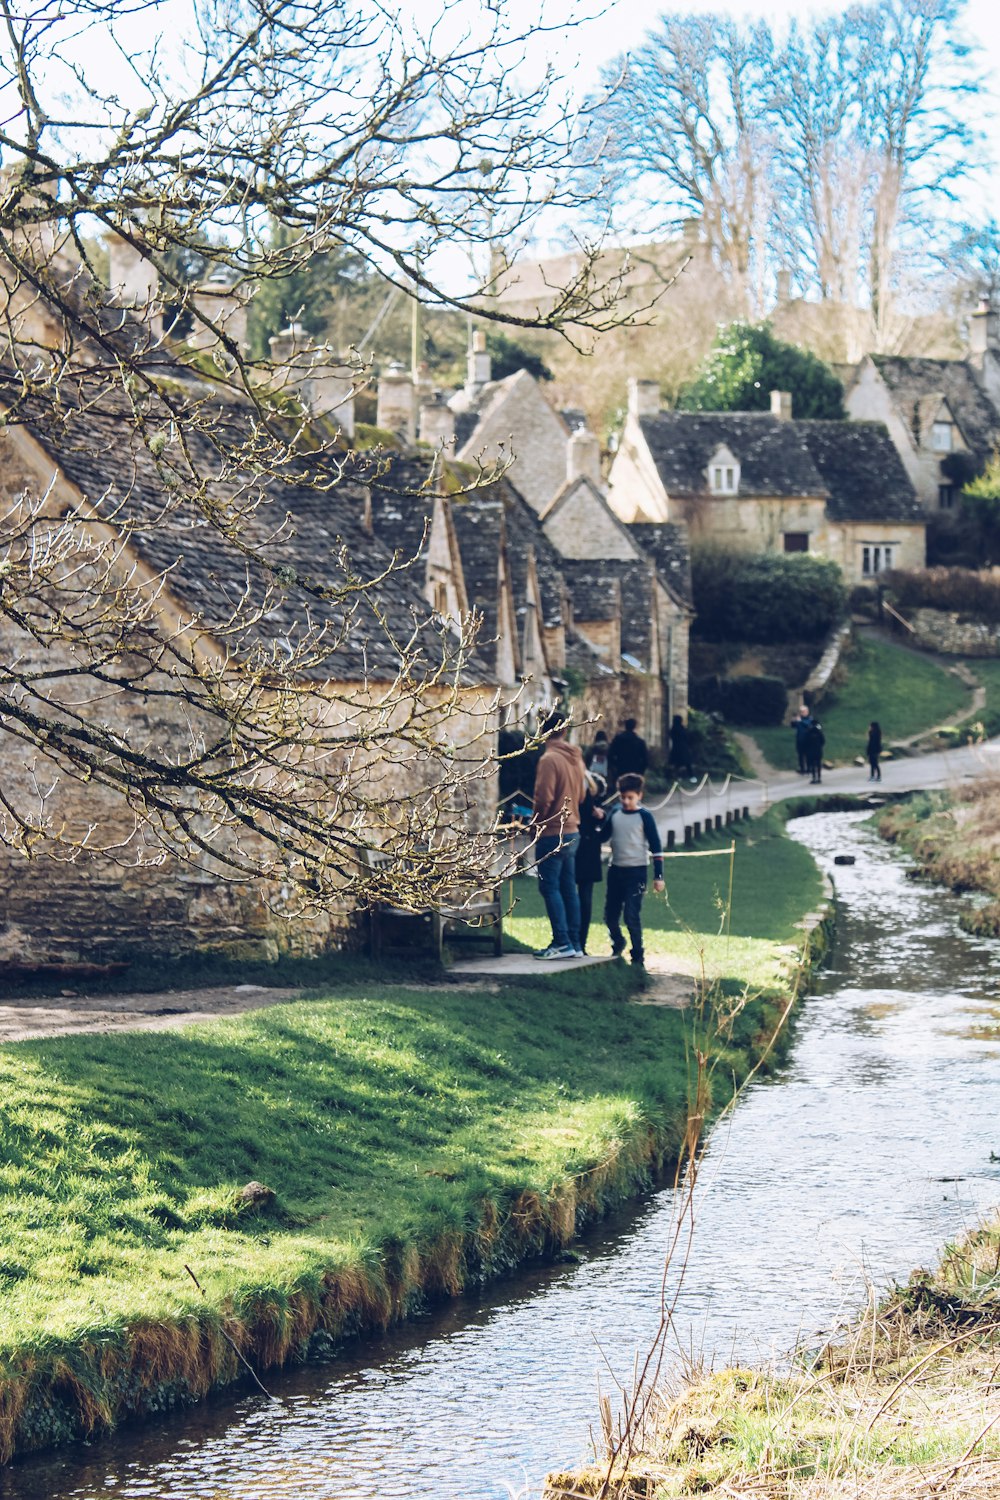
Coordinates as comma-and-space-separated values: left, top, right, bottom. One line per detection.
708, 454, 739, 494
725, 467, 734, 488
712, 466, 723, 489
931, 422, 953, 452
862, 544, 893, 577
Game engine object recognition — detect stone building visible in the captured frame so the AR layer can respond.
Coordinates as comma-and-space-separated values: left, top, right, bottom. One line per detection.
607, 380, 925, 583
843, 307, 1000, 516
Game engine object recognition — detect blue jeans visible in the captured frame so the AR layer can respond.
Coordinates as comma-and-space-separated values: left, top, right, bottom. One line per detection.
535, 834, 581, 950
605, 865, 647, 964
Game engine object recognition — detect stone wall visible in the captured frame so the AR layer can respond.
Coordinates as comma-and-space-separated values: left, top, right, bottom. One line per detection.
909, 608, 1000, 656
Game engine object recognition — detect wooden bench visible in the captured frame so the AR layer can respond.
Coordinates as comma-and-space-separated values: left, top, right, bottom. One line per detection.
361, 849, 503, 962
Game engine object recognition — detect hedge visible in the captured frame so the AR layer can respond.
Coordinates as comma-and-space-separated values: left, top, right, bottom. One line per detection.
691, 548, 846, 643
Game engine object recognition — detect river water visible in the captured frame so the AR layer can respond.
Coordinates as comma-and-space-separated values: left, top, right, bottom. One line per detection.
3, 810, 999, 1500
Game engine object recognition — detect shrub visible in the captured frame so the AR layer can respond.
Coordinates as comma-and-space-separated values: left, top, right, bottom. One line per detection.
883, 567, 1000, 624
678, 322, 846, 419
689, 674, 788, 724
691, 548, 847, 643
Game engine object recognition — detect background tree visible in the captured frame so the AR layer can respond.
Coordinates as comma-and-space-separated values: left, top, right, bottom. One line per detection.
0, 0, 629, 912
679, 323, 846, 419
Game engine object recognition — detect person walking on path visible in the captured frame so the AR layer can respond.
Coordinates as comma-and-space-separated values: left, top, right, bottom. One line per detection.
585, 730, 610, 782
668, 713, 695, 781
792, 705, 813, 774
608, 718, 648, 786
530, 713, 587, 959
575, 772, 606, 955
806, 719, 826, 784
599, 773, 664, 975
867, 720, 882, 781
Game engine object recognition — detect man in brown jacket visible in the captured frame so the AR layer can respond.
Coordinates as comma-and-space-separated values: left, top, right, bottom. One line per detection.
531, 712, 588, 958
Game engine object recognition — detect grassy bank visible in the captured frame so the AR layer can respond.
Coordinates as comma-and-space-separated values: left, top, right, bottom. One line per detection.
545, 1211, 1000, 1498
0, 813, 827, 1462
746, 634, 970, 770
879, 780, 1000, 935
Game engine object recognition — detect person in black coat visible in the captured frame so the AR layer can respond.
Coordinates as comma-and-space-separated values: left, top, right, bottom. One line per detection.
668, 713, 694, 780
866, 720, 882, 781
805, 720, 825, 783
608, 719, 648, 785
575, 773, 607, 955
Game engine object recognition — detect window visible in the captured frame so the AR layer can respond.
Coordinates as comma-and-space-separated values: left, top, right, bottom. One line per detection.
931, 421, 953, 452
938, 484, 955, 510
707, 447, 740, 494
862, 544, 894, 576
783, 532, 809, 553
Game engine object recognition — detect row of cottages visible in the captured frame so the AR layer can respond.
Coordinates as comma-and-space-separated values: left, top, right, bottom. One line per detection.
369, 337, 693, 752
606, 380, 926, 582
843, 301, 1000, 516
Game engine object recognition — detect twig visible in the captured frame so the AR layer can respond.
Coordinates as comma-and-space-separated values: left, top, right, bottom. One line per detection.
184, 1263, 280, 1403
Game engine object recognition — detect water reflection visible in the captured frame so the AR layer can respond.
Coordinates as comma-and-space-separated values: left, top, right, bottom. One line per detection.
3, 811, 999, 1500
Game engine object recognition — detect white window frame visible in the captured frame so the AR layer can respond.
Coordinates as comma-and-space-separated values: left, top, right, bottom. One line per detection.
931, 421, 953, 452
708, 453, 740, 495
862, 544, 894, 577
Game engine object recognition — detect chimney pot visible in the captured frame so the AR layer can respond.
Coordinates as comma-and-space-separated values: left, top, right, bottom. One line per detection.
770, 389, 793, 420
566, 424, 602, 487
627, 377, 660, 419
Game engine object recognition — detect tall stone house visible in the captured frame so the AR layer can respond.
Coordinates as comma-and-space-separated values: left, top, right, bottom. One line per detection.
842, 302, 1000, 517
607, 380, 925, 583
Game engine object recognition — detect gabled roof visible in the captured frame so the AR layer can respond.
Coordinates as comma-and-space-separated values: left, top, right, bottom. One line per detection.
448, 485, 506, 652
3, 373, 489, 684
798, 421, 923, 523
638, 411, 824, 498
869, 355, 1000, 464
631, 522, 694, 608
560, 561, 621, 624
503, 483, 567, 630
593, 558, 658, 672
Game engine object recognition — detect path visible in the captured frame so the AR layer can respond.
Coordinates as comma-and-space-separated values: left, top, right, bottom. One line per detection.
2, 735, 996, 1041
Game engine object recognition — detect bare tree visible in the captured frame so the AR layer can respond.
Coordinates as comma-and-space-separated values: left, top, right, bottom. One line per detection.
0, 0, 624, 920
588, 14, 775, 317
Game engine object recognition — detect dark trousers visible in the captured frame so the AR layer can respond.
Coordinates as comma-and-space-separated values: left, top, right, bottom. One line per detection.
868, 756, 881, 780
577, 881, 597, 954
605, 865, 647, 964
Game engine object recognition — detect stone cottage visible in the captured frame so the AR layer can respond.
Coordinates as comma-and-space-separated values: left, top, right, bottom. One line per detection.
607, 380, 925, 583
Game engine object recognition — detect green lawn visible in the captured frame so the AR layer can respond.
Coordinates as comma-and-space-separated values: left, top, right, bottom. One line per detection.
505, 809, 824, 988
746, 634, 970, 770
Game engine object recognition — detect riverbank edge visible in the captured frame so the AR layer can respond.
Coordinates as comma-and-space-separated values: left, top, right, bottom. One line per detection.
877, 784, 1000, 935
542, 1214, 1000, 1499
0, 864, 834, 1467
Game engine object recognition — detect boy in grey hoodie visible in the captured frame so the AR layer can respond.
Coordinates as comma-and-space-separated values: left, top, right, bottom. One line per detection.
599, 773, 664, 969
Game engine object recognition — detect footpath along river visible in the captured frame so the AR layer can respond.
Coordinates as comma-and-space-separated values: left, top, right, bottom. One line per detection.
2, 809, 1000, 1500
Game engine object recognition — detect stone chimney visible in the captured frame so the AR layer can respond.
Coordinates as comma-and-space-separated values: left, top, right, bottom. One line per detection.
188, 269, 249, 355
566, 424, 601, 487
418, 392, 455, 450
107, 231, 159, 313
770, 389, 793, 420
376, 361, 416, 443
268, 322, 356, 436
627, 377, 660, 419
466, 328, 492, 397
775, 269, 792, 306
970, 297, 1000, 360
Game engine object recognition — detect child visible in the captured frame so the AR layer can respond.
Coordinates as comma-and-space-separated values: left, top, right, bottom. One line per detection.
599, 773, 664, 970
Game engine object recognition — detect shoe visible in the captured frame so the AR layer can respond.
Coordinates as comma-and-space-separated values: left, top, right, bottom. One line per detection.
534, 944, 576, 960
611, 943, 626, 958
570, 948, 584, 957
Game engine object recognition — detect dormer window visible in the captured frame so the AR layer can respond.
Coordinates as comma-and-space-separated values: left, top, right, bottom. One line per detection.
931, 421, 953, 452
707, 446, 740, 494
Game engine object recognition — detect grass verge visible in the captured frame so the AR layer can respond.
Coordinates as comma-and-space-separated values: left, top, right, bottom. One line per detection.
745, 634, 970, 771
878, 780, 1000, 935
545, 1211, 1000, 1498
0, 813, 827, 1463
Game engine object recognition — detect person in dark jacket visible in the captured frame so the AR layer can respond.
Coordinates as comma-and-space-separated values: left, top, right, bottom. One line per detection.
668, 713, 694, 781
866, 720, 882, 781
585, 730, 610, 783
575, 772, 606, 955
805, 720, 825, 783
792, 705, 813, 774
608, 718, 648, 784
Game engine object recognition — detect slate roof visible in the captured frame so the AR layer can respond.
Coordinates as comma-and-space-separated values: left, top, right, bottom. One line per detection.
798, 421, 923, 524
594, 558, 658, 672
560, 562, 621, 624
3, 373, 486, 684
503, 483, 567, 630
638, 411, 822, 498
448, 485, 506, 663
631, 522, 694, 607
870, 355, 1000, 464
366, 455, 438, 564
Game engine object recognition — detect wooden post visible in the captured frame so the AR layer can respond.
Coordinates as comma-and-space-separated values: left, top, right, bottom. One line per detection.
693, 820, 701, 839
684, 824, 693, 846
715, 814, 723, 830
666, 828, 676, 850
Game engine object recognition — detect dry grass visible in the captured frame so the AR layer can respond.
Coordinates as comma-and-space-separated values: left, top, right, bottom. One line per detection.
879, 778, 1000, 932
544, 1214, 1000, 1500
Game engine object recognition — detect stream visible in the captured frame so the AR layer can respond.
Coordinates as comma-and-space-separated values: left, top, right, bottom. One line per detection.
2, 809, 999, 1500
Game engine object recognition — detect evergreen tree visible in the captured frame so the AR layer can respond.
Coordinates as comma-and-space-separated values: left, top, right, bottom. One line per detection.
679, 323, 846, 419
